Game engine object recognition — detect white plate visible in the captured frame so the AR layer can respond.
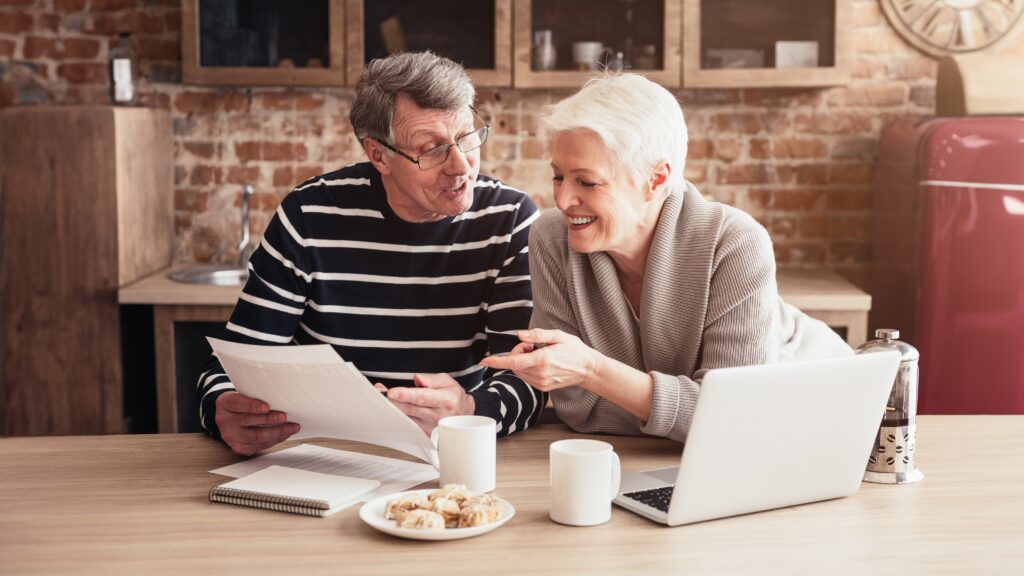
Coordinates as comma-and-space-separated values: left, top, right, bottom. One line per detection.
359, 489, 515, 541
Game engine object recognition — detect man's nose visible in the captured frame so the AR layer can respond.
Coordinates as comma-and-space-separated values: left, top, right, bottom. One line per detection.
443, 143, 474, 173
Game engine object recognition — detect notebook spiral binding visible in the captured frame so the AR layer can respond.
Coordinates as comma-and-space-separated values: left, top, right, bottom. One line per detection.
209, 487, 331, 517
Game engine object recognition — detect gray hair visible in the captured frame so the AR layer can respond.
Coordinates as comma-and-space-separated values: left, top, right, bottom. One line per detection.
350, 51, 476, 144
542, 73, 688, 194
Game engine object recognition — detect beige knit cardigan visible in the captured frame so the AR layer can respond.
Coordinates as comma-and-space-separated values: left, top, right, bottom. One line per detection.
529, 182, 792, 442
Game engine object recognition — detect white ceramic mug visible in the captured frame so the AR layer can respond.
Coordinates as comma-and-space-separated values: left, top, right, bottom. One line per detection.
549, 439, 621, 526
572, 41, 606, 70
430, 415, 496, 493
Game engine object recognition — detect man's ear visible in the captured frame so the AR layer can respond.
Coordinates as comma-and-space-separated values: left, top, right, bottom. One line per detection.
645, 160, 672, 201
362, 137, 392, 176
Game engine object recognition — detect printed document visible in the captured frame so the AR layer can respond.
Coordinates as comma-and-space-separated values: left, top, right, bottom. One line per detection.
209, 338, 437, 465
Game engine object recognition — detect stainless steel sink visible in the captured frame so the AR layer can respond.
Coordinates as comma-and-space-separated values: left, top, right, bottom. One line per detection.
168, 264, 249, 286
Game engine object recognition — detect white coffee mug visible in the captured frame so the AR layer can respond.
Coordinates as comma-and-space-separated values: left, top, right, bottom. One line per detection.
549, 439, 621, 526
572, 41, 606, 70
430, 415, 496, 493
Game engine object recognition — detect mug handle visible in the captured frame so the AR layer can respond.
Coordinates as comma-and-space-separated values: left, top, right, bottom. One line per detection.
608, 451, 621, 500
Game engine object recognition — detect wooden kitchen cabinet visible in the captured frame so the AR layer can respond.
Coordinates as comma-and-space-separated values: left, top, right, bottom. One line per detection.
682, 0, 851, 88
345, 0, 512, 87
181, 0, 347, 86
0, 106, 173, 436
513, 0, 681, 88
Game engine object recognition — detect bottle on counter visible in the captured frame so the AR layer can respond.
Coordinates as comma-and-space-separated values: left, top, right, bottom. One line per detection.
109, 32, 135, 105
856, 328, 925, 484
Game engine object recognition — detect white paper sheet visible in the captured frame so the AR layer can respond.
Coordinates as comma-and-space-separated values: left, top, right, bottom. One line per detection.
209, 338, 437, 465
210, 444, 439, 500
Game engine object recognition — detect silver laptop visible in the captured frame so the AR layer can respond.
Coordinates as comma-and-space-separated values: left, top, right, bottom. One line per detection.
613, 351, 901, 526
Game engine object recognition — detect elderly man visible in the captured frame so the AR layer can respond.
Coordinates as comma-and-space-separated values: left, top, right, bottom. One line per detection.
197, 52, 542, 456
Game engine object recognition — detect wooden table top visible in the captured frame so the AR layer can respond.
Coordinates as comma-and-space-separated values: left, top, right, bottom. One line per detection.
119, 265, 871, 311
1, 416, 1020, 575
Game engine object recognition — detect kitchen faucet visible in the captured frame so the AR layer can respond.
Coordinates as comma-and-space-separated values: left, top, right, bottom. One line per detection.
237, 183, 254, 268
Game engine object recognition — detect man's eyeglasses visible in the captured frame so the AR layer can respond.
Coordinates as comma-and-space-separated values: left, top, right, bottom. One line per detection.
371, 109, 490, 171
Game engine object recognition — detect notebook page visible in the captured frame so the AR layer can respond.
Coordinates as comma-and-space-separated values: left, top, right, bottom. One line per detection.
216, 465, 380, 507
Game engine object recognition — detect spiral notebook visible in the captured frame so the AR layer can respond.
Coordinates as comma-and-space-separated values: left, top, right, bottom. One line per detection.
209, 465, 381, 517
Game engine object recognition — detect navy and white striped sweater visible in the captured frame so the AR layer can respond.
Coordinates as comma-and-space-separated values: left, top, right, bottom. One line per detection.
197, 162, 545, 440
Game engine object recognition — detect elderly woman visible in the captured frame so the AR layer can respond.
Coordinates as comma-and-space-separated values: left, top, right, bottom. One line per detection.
481, 74, 849, 442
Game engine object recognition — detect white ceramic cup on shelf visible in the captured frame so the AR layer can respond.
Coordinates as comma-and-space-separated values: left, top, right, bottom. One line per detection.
571, 41, 606, 70
430, 415, 496, 493
549, 439, 621, 526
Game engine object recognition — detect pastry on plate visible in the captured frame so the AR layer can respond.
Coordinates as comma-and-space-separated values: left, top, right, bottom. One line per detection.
397, 508, 445, 530
383, 492, 429, 521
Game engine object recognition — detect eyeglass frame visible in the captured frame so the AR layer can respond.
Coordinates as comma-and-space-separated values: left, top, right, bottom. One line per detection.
366, 107, 490, 171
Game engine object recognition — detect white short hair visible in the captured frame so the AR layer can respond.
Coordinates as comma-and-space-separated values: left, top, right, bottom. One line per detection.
542, 73, 688, 193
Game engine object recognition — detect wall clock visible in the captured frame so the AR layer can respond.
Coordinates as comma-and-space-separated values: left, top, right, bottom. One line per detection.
880, 0, 1024, 57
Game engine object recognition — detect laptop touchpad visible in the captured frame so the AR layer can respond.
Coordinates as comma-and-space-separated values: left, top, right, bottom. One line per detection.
644, 466, 680, 484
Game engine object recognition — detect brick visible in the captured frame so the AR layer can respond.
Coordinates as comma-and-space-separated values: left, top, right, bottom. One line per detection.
175, 188, 208, 212
720, 164, 770, 185
852, 28, 905, 53
774, 242, 826, 265
55, 0, 88, 10
520, 139, 548, 160
712, 112, 764, 134
235, 141, 261, 163
798, 215, 828, 239
174, 165, 187, 186
909, 86, 935, 108
175, 90, 249, 114
23, 37, 58, 59
135, 37, 179, 60
0, 39, 15, 58
769, 216, 797, 239
851, 1, 883, 26
826, 83, 907, 107
263, 141, 308, 162
852, 57, 887, 79
164, 12, 181, 33
0, 85, 15, 107
890, 57, 936, 80
273, 167, 295, 187
746, 188, 772, 210
257, 92, 295, 110
683, 162, 706, 184
795, 165, 830, 185
190, 165, 223, 186
773, 189, 824, 211
713, 138, 741, 162
130, 12, 166, 34
828, 214, 871, 240
793, 112, 874, 135
37, 13, 61, 32
0, 12, 32, 34
749, 139, 771, 160
830, 163, 873, 185
183, 142, 216, 159
831, 240, 871, 264
687, 139, 711, 161
254, 193, 282, 211
85, 12, 131, 34
226, 166, 260, 185
832, 137, 877, 159
92, 0, 136, 10
58, 62, 108, 84
774, 138, 828, 159
741, 88, 820, 107
827, 189, 872, 211
64, 38, 101, 59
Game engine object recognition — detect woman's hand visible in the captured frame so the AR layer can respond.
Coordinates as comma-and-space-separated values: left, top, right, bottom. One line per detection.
479, 328, 604, 392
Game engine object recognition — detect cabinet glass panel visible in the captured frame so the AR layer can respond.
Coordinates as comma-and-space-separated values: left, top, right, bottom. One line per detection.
699, 0, 835, 71
530, 0, 665, 72
198, 0, 331, 69
363, 0, 496, 70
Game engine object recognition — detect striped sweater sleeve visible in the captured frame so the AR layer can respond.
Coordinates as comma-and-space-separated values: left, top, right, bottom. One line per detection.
196, 193, 311, 439
470, 193, 547, 437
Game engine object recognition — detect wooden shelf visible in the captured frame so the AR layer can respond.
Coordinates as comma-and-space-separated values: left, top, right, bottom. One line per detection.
345, 0, 512, 87
682, 0, 851, 89
513, 0, 681, 88
182, 0, 346, 87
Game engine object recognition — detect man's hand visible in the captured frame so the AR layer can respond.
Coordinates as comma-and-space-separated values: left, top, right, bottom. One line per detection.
375, 373, 475, 435
214, 391, 300, 456
479, 328, 603, 392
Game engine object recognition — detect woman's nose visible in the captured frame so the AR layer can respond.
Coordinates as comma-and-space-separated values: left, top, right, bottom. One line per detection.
554, 186, 579, 212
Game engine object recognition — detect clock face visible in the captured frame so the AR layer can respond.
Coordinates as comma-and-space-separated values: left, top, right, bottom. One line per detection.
881, 0, 1024, 56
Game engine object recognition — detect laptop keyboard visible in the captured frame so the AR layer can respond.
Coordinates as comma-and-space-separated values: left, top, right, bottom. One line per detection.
622, 486, 675, 512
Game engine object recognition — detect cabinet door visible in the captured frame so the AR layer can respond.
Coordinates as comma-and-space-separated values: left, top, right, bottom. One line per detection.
346, 0, 512, 87
514, 0, 681, 88
682, 0, 851, 88
182, 0, 346, 86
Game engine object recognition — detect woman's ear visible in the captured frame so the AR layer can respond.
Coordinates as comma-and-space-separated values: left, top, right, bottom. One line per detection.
362, 138, 392, 176
645, 161, 672, 201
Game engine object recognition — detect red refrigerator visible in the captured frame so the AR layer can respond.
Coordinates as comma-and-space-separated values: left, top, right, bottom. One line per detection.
872, 116, 1024, 414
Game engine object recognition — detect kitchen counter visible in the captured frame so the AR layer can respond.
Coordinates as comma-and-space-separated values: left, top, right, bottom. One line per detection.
119, 265, 871, 433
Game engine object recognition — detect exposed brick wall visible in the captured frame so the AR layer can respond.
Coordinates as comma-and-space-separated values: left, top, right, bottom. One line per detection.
2, 0, 1023, 287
